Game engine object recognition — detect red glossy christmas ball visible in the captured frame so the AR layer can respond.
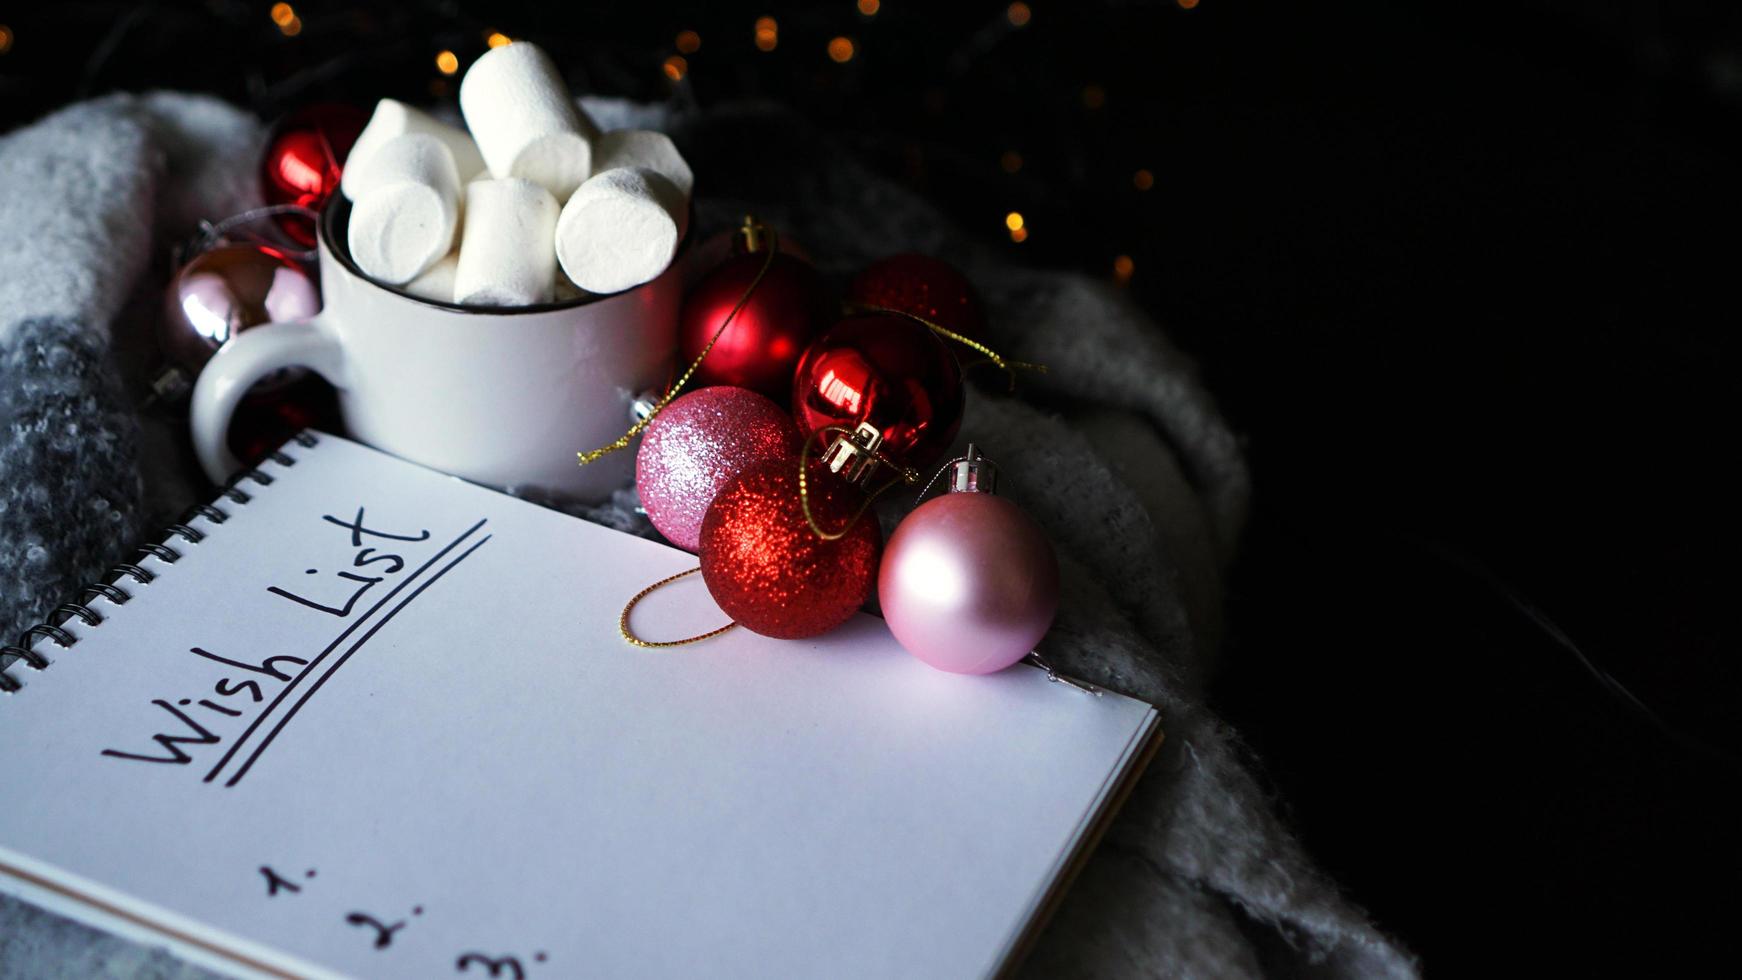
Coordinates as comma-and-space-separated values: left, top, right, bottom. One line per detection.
847, 253, 987, 341
677, 249, 832, 404
698, 458, 882, 639
791, 313, 965, 471
260, 103, 368, 246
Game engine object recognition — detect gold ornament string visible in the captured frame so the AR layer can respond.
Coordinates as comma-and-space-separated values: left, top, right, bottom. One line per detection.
578, 218, 783, 466
619, 566, 738, 647
843, 303, 1048, 391
796, 425, 921, 540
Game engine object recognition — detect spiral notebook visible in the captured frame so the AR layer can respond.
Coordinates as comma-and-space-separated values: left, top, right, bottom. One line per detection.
0, 432, 1161, 980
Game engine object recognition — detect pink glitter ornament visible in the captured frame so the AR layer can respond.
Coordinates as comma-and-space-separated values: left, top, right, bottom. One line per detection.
636, 386, 802, 552
878, 446, 1059, 674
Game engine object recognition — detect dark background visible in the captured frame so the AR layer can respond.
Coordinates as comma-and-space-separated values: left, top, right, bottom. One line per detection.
3, 1, 1736, 972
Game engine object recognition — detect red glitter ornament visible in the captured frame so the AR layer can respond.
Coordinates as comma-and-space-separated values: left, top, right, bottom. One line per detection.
791, 313, 965, 472
259, 103, 367, 247
847, 253, 987, 341
677, 220, 833, 404
698, 458, 882, 639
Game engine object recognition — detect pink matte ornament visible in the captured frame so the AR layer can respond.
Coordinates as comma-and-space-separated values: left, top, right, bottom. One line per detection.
878, 447, 1059, 674
636, 386, 803, 552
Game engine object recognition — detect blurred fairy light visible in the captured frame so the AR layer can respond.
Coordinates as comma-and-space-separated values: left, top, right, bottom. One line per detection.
663, 55, 689, 80
1081, 84, 1106, 109
1000, 150, 1024, 174
1178, 0, 1200, 9
676, 30, 701, 54
269, 3, 301, 36
828, 36, 856, 63
1133, 168, 1154, 190
486, 31, 512, 49
1113, 255, 1134, 284
1004, 212, 1028, 243
0, 25, 13, 55
435, 50, 459, 75
858, 0, 881, 16
755, 17, 779, 52
1010, 227, 1029, 243
1007, 3, 1032, 27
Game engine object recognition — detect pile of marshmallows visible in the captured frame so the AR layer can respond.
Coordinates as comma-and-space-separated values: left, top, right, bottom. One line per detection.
341, 42, 692, 306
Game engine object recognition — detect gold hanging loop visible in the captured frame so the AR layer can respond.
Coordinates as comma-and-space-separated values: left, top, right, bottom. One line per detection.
842, 304, 1047, 391
579, 218, 782, 466
619, 566, 738, 647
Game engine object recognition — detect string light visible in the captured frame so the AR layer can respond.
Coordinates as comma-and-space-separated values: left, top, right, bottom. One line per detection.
1081, 84, 1106, 109
1000, 150, 1024, 174
1113, 255, 1134, 284
858, 0, 881, 15
663, 55, 689, 80
485, 31, 512, 49
828, 36, 856, 63
269, 3, 301, 36
1133, 168, 1154, 190
755, 16, 779, 52
435, 50, 459, 75
1007, 3, 1032, 27
1010, 227, 1029, 243
0, 25, 12, 55
676, 30, 700, 54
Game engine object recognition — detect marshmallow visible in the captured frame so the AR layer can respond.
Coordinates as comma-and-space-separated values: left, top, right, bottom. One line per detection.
342, 99, 486, 200
347, 133, 461, 285
403, 251, 459, 303
459, 42, 600, 200
594, 130, 693, 200
555, 168, 685, 295
454, 178, 560, 307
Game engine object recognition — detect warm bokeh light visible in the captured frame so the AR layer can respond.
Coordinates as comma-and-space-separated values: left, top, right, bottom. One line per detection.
1010, 226, 1029, 243
1178, 0, 1200, 8
280, 16, 302, 37
858, 0, 881, 16
486, 31, 512, 49
435, 50, 459, 75
1133, 168, 1154, 190
663, 55, 689, 80
1082, 84, 1106, 109
1007, 3, 1032, 27
676, 30, 701, 53
269, 3, 295, 27
0, 25, 13, 55
828, 36, 856, 63
1005, 211, 1025, 232
755, 16, 779, 52
1000, 150, 1024, 174
1113, 255, 1134, 284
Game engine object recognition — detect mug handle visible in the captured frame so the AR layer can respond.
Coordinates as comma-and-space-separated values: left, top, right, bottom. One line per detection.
190, 313, 349, 484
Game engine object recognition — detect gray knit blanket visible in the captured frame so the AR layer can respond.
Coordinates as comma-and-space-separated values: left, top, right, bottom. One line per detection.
0, 93, 1415, 978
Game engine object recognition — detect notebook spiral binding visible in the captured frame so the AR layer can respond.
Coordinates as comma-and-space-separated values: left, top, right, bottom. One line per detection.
0, 432, 321, 695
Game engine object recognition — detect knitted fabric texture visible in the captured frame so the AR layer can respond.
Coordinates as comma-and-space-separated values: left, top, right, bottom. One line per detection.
0, 94, 1415, 978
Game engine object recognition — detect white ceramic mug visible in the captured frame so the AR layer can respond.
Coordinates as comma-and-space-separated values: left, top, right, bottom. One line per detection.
191, 199, 684, 503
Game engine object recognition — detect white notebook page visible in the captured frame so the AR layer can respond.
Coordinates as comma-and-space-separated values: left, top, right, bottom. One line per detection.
0, 434, 1158, 980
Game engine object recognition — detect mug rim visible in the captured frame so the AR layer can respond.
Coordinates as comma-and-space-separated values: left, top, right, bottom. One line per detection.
319, 195, 695, 316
